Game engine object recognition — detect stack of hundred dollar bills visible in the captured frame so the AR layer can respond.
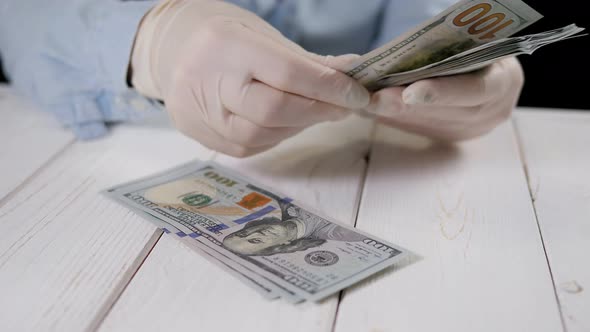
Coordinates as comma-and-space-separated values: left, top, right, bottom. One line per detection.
345, 0, 585, 91
105, 161, 409, 303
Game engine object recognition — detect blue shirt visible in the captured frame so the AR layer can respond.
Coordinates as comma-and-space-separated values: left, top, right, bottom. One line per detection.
0, 0, 454, 139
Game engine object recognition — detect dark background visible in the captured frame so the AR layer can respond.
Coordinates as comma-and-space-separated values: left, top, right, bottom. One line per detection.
0, 58, 6, 83
517, 0, 590, 110
0, 1, 588, 110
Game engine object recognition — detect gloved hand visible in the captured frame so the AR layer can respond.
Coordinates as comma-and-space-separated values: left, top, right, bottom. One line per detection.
130, 0, 370, 157
366, 57, 524, 141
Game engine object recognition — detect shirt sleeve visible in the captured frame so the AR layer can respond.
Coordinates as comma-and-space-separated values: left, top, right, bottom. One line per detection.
0, 0, 159, 139
0, 0, 304, 139
372, 0, 459, 48
226, 0, 387, 56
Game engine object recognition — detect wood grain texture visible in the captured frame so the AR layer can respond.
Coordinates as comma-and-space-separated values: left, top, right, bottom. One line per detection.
0, 86, 74, 200
98, 116, 374, 332
334, 121, 563, 332
0, 123, 213, 332
515, 109, 590, 332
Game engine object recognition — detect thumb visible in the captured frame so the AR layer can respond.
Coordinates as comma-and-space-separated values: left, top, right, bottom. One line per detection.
303, 53, 361, 72
323, 54, 362, 72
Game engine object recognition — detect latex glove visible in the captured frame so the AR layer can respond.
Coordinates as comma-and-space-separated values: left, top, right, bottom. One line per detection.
130, 0, 370, 157
366, 58, 524, 141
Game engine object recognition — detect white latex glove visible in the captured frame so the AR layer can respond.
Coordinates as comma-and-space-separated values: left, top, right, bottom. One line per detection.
366, 58, 524, 141
130, 0, 370, 157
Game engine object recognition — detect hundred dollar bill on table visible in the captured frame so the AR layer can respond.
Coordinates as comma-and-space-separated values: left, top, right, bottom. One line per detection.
105, 161, 409, 302
130, 207, 284, 300
107, 164, 304, 302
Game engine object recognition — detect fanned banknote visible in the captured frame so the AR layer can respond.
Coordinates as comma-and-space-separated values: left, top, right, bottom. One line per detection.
105, 161, 409, 302
372, 24, 585, 89
346, 0, 585, 90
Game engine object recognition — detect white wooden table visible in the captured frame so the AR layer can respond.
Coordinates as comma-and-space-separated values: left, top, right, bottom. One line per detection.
1, 84, 588, 332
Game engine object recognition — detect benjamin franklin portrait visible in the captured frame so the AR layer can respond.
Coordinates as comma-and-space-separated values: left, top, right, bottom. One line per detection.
222, 205, 366, 256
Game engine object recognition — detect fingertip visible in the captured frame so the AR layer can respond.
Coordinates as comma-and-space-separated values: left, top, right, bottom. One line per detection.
402, 81, 436, 105
330, 76, 370, 109
347, 83, 371, 109
322, 54, 361, 71
315, 54, 370, 109
365, 87, 405, 117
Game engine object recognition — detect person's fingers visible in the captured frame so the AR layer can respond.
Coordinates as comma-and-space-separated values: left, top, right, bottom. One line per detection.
169, 106, 278, 157
315, 54, 361, 72
214, 112, 305, 148
166, 83, 289, 157
366, 85, 507, 124
233, 26, 370, 109
222, 79, 350, 127
363, 85, 495, 141
379, 104, 481, 127
175, 85, 304, 148
372, 98, 512, 142
364, 86, 407, 117
402, 63, 507, 107
376, 113, 495, 142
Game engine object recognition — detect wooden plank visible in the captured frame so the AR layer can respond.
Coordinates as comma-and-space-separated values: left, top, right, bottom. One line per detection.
0, 85, 74, 200
98, 116, 374, 332
0, 124, 214, 331
334, 121, 563, 332
515, 109, 590, 332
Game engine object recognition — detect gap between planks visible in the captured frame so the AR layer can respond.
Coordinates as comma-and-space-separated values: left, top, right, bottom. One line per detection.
512, 118, 567, 332
330, 119, 378, 332
0, 138, 75, 210
89, 230, 164, 332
